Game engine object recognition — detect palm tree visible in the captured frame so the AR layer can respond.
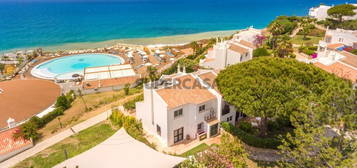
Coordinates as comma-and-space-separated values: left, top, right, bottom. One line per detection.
77, 89, 88, 111
0, 63, 4, 75
190, 41, 199, 54
147, 66, 157, 81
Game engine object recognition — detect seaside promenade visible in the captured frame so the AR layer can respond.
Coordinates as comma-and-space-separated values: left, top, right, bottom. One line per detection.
0, 109, 113, 168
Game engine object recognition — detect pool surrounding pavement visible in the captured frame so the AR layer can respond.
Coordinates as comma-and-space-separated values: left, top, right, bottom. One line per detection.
31, 53, 124, 80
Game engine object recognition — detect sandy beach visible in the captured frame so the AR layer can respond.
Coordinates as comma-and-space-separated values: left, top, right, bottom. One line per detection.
1, 30, 238, 54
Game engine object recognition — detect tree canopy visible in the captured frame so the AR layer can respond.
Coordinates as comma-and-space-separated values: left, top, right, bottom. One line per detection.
253, 48, 270, 57
328, 4, 357, 22
216, 57, 356, 135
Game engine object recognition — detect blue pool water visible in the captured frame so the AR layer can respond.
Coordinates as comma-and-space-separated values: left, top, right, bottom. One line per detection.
0, 0, 348, 52
35, 53, 123, 75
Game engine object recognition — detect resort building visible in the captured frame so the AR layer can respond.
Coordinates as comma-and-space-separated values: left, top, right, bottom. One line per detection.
200, 27, 260, 70
0, 80, 60, 130
136, 67, 243, 147
309, 5, 332, 21
315, 28, 357, 82
309, 4, 357, 21
82, 64, 140, 94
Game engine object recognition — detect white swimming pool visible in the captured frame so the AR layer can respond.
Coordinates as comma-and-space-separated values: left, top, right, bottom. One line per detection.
31, 53, 124, 80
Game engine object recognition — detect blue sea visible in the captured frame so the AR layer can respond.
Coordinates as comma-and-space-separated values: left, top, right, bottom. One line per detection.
0, 0, 352, 51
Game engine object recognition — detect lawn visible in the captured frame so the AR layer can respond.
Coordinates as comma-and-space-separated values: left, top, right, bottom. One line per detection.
13, 122, 119, 168
290, 35, 323, 45
180, 143, 209, 157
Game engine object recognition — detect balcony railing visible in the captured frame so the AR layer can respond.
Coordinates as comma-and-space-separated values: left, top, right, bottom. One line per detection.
204, 109, 217, 122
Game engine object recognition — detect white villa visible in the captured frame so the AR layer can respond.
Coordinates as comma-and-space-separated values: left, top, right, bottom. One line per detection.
314, 28, 357, 82
200, 27, 261, 70
136, 67, 243, 147
317, 28, 357, 65
309, 4, 357, 21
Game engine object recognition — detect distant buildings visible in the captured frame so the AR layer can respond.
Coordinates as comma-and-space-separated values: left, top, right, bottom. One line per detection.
315, 28, 357, 82
309, 4, 357, 21
136, 68, 244, 147
200, 27, 261, 70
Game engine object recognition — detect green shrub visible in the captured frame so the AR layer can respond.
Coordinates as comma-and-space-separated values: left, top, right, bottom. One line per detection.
299, 46, 317, 55
221, 122, 281, 149
124, 83, 130, 96
253, 48, 270, 57
110, 110, 156, 149
40, 107, 64, 126
15, 92, 74, 141
123, 94, 143, 110
13, 120, 40, 141
238, 121, 254, 134
110, 110, 125, 127
351, 49, 357, 55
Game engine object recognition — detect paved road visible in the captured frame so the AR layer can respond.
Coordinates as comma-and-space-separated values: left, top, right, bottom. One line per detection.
0, 109, 113, 168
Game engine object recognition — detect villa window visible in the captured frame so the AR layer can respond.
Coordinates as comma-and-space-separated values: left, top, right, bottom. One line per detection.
174, 109, 183, 118
174, 127, 184, 143
240, 55, 243, 62
199, 105, 206, 112
156, 125, 161, 136
197, 122, 204, 133
222, 104, 230, 115
227, 116, 233, 122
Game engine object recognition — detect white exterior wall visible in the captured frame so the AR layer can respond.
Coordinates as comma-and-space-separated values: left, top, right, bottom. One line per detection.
166, 99, 218, 146
202, 43, 228, 69
326, 30, 357, 47
226, 50, 242, 67
309, 4, 357, 21
136, 86, 169, 146
309, 5, 330, 21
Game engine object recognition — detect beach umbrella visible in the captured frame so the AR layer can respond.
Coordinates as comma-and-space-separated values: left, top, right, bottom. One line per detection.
72, 74, 80, 78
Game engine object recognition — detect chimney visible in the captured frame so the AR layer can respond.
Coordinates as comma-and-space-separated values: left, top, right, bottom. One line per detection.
7, 118, 16, 128
177, 64, 181, 73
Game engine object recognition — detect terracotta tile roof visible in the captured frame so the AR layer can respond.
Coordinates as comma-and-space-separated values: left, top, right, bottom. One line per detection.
239, 40, 255, 49
0, 80, 60, 128
83, 76, 139, 89
156, 74, 216, 109
0, 127, 33, 155
229, 44, 249, 54
198, 71, 219, 93
327, 43, 344, 50
314, 62, 357, 82
203, 58, 215, 63
339, 51, 357, 68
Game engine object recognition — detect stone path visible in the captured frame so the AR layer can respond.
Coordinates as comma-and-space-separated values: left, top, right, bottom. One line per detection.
244, 144, 282, 162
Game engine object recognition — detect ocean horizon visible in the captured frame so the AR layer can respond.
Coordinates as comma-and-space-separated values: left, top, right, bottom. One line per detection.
0, 0, 351, 52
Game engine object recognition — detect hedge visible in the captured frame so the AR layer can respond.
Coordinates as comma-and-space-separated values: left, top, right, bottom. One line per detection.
221, 122, 281, 149
110, 110, 156, 149
15, 91, 75, 141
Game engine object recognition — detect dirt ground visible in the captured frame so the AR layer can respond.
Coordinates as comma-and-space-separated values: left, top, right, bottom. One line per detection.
38, 90, 141, 141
